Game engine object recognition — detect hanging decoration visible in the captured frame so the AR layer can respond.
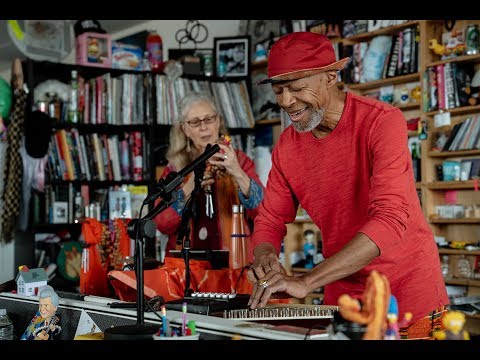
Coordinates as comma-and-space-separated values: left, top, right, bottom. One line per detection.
175, 20, 208, 49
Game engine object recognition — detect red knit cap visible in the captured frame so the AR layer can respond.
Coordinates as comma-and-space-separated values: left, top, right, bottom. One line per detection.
256, 32, 349, 85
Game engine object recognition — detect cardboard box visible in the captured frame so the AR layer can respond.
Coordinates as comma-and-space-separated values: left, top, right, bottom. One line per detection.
112, 42, 143, 71
76, 32, 112, 68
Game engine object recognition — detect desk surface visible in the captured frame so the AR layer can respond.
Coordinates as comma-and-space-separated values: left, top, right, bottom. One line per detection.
0, 292, 333, 340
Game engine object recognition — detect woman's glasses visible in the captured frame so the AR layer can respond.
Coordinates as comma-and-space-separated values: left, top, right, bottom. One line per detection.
186, 114, 217, 127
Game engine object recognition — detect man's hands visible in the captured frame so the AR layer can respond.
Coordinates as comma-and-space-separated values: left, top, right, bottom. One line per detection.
248, 271, 310, 309
246, 243, 311, 308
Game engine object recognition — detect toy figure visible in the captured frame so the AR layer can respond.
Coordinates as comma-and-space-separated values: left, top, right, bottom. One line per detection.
429, 39, 446, 56
338, 270, 391, 340
87, 38, 100, 63
432, 310, 470, 340
254, 44, 267, 62
384, 295, 413, 340
21, 285, 61, 340
303, 229, 316, 269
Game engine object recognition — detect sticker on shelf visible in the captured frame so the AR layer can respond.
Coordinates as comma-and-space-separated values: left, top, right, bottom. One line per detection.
434, 111, 451, 128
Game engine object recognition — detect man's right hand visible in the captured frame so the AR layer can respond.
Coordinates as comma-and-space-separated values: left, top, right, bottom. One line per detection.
247, 243, 286, 284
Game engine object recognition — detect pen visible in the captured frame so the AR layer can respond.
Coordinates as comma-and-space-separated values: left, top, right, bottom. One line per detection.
182, 302, 187, 336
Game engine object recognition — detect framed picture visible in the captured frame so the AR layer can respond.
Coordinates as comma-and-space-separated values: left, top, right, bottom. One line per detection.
108, 190, 132, 220
52, 201, 69, 224
214, 36, 250, 77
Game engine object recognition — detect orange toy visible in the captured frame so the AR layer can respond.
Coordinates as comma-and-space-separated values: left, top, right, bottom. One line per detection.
337, 270, 391, 340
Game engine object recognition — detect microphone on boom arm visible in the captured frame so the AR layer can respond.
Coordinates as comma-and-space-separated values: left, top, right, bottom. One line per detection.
142, 143, 220, 206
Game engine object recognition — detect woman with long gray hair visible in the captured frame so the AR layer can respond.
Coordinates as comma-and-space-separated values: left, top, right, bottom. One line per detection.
154, 91, 264, 258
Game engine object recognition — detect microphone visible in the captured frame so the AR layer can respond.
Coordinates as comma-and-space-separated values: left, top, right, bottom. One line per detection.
143, 143, 220, 205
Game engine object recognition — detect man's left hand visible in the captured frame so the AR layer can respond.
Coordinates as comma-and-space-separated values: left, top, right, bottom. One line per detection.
248, 271, 310, 309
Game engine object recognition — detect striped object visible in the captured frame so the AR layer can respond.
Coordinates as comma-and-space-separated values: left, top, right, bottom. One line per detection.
224, 304, 338, 321
399, 306, 448, 339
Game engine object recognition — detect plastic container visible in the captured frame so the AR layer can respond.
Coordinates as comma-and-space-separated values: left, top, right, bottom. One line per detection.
0, 309, 15, 340
146, 30, 163, 73
153, 333, 199, 340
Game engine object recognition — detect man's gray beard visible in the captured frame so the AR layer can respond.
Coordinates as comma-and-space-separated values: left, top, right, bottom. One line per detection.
291, 108, 325, 132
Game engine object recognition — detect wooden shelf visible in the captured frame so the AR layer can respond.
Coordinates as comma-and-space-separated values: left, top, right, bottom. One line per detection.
251, 59, 268, 70
438, 248, 480, 256
429, 218, 480, 224
428, 149, 480, 158
444, 278, 480, 287
32, 223, 83, 231
415, 182, 422, 189
396, 102, 421, 111
345, 73, 420, 91
426, 181, 476, 190
426, 53, 480, 68
255, 118, 281, 126
466, 313, 480, 319
425, 104, 480, 117
342, 20, 420, 44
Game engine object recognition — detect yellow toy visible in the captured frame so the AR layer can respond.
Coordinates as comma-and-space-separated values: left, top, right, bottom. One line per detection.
429, 39, 446, 56
432, 310, 470, 340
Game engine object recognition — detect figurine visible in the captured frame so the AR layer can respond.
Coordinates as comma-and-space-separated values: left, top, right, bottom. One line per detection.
384, 295, 412, 340
87, 38, 100, 63
254, 44, 267, 62
432, 310, 470, 340
338, 270, 391, 340
429, 39, 446, 56
303, 229, 316, 269
21, 285, 61, 340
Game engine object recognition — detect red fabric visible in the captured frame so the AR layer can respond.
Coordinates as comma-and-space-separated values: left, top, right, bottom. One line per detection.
80, 218, 131, 297
154, 149, 263, 261
252, 92, 449, 323
109, 257, 253, 302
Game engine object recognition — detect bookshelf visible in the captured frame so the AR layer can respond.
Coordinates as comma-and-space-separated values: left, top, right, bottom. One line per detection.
421, 20, 480, 333
23, 58, 256, 291
314, 19, 480, 330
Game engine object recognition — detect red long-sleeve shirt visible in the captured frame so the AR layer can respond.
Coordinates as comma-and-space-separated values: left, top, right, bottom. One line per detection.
252, 92, 448, 322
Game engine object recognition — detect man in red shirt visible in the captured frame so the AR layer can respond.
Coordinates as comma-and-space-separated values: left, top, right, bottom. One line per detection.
247, 31, 449, 339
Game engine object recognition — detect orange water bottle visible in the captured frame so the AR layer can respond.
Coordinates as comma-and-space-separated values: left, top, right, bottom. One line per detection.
146, 29, 163, 73
229, 204, 249, 269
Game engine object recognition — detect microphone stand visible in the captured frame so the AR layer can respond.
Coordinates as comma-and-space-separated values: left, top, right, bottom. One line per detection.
104, 144, 219, 340
176, 157, 206, 297
104, 199, 175, 340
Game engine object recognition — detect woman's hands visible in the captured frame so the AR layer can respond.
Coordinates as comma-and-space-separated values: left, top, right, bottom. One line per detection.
208, 143, 251, 196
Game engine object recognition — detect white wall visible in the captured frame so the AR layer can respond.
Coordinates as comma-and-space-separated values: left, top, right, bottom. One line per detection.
0, 242, 14, 283
111, 20, 241, 57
